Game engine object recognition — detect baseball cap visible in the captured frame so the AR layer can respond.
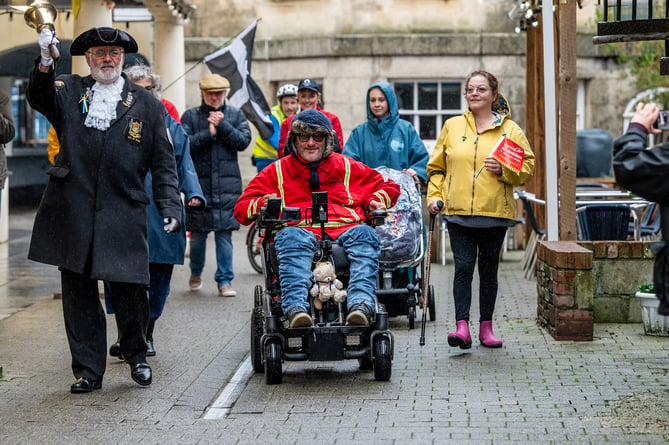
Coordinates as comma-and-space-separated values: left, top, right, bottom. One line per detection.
297, 78, 320, 93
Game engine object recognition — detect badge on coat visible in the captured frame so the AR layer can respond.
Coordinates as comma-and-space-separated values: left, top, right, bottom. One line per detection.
127, 118, 143, 143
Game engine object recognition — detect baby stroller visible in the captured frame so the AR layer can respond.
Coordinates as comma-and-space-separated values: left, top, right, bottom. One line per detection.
250, 192, 394, 384
374, 167, 435, 329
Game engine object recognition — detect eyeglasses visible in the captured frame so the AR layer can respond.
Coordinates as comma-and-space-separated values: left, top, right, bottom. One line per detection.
88, 48, 124, 59
296, 132, 327, 143
465, 86, 490, 95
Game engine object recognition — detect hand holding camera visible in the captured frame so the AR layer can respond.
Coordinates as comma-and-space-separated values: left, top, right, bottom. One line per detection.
631, 102, 663, 135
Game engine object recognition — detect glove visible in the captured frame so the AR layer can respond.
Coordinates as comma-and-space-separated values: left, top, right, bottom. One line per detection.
163, 217, 181, 233
38, 28, 59, 66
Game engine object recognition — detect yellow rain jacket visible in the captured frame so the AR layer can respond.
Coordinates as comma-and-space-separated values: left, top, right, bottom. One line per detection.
427, 96, 534, 221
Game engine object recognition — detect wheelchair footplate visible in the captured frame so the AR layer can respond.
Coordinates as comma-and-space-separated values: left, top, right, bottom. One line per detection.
282, 323, 371, 362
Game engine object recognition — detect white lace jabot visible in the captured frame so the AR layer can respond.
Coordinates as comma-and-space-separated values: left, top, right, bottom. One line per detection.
84, 76, 125, 131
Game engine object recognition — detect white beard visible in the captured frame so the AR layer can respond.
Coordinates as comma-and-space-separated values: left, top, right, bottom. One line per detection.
90, 56, 124, 84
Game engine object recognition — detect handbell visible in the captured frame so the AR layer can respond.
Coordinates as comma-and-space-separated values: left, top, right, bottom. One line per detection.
16, 1, 60, 61
23, 1, 58, 32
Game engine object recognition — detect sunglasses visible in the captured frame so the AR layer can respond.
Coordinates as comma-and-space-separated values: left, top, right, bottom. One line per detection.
296, 132, 327, 143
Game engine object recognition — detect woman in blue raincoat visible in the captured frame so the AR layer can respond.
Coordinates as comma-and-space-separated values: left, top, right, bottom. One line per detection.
343, 81, 428, 182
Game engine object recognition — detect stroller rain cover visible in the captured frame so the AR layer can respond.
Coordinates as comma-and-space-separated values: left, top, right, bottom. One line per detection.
374, 167, 423, 266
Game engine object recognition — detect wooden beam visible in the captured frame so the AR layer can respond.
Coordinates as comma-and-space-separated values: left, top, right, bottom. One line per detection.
525, 4, 546, 236
558, 0, 578, 240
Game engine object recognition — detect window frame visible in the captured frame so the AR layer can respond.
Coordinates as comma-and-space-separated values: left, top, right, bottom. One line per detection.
393, 79, 466, 152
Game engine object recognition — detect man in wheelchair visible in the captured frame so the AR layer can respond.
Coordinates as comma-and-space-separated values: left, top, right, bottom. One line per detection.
234, 109, 400, 328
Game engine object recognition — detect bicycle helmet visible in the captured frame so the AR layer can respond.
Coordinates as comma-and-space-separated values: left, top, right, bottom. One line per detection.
277, 83, 298, 99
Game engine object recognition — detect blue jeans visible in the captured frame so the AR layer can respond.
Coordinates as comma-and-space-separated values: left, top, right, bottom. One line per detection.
274, 225, 379, 314
189, 230, 234, 287
447, 222, 507, 323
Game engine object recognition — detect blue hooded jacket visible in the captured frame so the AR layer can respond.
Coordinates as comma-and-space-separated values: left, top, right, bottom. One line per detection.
146, 110, 206, 264
343, 82, 428, 181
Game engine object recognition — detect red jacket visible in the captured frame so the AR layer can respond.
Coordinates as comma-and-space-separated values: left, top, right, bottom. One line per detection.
234, 152, 400, 239
277, 106, 344, 157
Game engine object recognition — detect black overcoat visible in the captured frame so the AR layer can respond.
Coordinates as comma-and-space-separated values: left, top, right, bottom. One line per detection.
181, 102, 251, 232
26, 64, 181, 284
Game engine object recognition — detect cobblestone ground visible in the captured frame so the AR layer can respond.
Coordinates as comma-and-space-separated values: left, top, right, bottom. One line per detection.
0, 212, 667, 444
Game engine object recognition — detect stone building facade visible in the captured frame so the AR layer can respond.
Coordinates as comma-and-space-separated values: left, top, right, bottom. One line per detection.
181, 0, 636, 149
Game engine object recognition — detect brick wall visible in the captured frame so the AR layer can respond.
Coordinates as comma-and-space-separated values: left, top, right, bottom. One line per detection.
536, 240, 655, 341
536, 241, 594, 341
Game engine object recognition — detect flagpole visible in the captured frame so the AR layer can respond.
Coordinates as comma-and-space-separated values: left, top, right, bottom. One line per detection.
162, 18, 262, 93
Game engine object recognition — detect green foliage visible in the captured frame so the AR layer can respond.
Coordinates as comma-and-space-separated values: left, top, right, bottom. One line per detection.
598, 1, 669, 104
640, 282, 655, 293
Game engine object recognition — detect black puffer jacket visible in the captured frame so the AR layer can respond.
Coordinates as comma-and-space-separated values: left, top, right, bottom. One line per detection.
181, 101, 251, 232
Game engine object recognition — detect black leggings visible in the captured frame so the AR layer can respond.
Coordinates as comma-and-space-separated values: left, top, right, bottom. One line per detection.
447, 222, 507, 323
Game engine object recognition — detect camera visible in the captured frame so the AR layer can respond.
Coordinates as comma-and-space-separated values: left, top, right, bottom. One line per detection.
653, 110, 669, 130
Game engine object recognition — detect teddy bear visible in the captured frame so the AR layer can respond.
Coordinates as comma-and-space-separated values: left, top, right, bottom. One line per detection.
309, 261, 347, 310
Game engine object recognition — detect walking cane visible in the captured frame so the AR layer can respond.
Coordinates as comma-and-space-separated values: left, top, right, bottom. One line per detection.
420, 200, 443, 346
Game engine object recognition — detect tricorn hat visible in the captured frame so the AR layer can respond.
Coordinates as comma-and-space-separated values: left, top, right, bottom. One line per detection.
70, 27, 138, 56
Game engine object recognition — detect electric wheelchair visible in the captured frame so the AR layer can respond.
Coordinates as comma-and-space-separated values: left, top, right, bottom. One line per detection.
250, 192, 393, 384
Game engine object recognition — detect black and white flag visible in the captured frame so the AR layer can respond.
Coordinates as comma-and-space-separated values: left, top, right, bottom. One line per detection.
204, 20, 273, 140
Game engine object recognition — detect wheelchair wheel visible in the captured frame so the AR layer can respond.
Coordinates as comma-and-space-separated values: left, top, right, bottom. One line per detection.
407, 305, 416, 330
373, 336, 392, 381
246, 223, 263, 274
250, 306, 264, 373
264, 341, 283, 384
428, 284, 436, 322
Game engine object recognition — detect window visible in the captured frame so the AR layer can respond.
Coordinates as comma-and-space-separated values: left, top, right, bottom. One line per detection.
11, 79, 50, 152
394, 80, 465, 151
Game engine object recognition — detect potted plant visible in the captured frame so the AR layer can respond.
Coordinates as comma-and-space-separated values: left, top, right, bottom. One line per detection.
635, 283, 669, 336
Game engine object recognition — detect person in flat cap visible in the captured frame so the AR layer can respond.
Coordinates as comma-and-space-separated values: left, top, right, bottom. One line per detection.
277, 78, 344, 157
27, 26, 182, 393
234, 109, 400, 328
181, 73, 251, 298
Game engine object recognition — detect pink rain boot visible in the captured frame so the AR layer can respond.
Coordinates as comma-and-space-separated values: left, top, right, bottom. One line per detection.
479, 320, 503, 348
447, 320, 472, 349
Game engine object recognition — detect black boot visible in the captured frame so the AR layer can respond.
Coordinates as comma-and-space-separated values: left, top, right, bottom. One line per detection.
146, 319, 156, 357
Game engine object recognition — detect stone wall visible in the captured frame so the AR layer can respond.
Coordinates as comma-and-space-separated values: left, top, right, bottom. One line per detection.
577, 241, 654, 323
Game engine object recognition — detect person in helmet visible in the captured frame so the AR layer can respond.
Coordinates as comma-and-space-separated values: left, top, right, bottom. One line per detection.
252, 83, 299, 172
278, 78, 345, 157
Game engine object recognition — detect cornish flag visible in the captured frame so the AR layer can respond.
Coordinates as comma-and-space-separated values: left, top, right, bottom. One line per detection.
204, 20, 274, 140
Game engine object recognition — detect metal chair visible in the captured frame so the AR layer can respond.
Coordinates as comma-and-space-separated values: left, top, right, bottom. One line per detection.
577, 204, 631, 241
628, 202, 662, 240
516, 190, 546, 280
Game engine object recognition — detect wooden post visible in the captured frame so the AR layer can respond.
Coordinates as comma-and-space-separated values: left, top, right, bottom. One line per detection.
525, 1, 546, 238
558, 0, 578, 240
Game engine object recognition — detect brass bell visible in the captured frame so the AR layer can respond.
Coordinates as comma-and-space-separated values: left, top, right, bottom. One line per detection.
23, 1, 58, 33
14, 1, 60, 61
